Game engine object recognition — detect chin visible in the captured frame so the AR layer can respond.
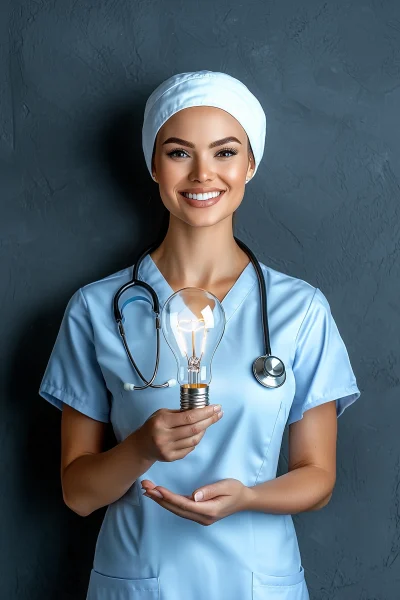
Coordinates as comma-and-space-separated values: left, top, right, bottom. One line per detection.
183, 209, 233, 228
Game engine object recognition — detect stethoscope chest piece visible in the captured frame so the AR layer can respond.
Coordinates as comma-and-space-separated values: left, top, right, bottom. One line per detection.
252, 355, 286, 388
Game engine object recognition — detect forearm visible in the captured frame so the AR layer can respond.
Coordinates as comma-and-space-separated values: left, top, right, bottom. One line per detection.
245, 465, 335, 514
62, 430, 155, 517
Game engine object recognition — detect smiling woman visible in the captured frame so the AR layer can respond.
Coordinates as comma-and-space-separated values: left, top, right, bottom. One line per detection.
38, 70, 360, 600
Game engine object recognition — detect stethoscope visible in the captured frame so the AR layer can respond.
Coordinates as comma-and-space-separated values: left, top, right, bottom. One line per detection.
113, 237, 286, 391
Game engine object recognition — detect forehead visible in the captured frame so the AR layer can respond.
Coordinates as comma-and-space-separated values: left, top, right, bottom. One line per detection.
157, 106, 246, 140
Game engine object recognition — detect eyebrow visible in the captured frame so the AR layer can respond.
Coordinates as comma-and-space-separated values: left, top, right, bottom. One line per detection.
162, 136, 242, 149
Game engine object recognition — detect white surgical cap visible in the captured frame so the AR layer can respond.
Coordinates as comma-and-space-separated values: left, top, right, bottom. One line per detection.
142, 70, 266, 183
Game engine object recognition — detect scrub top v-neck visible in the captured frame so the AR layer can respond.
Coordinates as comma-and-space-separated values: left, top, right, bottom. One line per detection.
38, 253, 361, 600
145, 252, 258, 322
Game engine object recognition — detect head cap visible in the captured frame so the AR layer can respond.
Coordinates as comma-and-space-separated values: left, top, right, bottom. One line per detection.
142, 70, 267, 183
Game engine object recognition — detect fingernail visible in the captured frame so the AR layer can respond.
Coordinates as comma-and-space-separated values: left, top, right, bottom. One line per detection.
217, 410, 224, 418
149, 489, 163, 498
213, 405, 222, 412
194, 491, 204, 501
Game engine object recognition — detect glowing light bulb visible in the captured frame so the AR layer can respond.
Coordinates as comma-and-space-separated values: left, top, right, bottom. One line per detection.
160, 288, 226, 410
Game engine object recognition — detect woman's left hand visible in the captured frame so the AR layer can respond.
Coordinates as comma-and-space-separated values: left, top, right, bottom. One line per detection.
140, 478, 252, 526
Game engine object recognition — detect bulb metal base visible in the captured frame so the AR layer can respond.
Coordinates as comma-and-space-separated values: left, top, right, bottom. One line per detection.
180, 384, 209, 410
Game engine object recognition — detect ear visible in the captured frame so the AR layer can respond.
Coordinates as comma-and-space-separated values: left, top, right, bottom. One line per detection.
246, 156, 255, 181
246, 168, 255, 182
151, 157, 157, 182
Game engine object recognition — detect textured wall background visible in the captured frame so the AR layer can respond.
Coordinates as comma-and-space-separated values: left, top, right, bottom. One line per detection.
1, 0, 399, 598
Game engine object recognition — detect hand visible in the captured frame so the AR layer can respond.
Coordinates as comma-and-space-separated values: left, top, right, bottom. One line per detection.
140, 478, 252, 526
135, 404, 223, 463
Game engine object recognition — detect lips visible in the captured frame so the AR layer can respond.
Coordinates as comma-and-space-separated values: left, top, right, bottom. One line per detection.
181, 191, 223, 200
179, 188, 225, 194
179, 190, 225, 208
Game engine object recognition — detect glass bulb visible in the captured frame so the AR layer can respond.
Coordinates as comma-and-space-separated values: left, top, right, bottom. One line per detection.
160, 288, 226, 410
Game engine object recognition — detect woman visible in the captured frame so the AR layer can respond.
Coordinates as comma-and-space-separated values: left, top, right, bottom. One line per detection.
39, 70, 361, 600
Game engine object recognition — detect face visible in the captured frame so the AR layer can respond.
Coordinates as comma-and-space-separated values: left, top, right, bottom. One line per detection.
151, 106, 255, 228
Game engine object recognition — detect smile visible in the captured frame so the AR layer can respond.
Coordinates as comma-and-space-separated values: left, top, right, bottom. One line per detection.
179, 190, 225, 208
181, 191, 223, 200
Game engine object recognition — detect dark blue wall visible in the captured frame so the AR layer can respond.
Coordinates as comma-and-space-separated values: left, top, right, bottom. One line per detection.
2, 0, 398, 597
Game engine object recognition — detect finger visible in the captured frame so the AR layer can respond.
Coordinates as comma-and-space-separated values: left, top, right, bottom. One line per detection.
172, 429, 205, 451
150, 486, 213, 515
167, 404, 222, 430
140, 480, 190, 499
140, 479, 155, 492
144, 493, 209, 524
192, 478, 235, 501
144, 490, 192, 502
170, 409, 223, 444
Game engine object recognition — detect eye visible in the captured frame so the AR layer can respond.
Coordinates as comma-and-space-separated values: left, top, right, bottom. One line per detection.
166, 148, 189, 159
166, 147, 238, 159
216, 147, 238, 158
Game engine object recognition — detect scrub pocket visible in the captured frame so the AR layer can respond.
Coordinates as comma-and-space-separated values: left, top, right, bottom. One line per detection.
252, 566, 309, 600
87, 569, 159, 600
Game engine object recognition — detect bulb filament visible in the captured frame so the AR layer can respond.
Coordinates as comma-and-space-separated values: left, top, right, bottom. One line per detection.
176, 318, 208, 384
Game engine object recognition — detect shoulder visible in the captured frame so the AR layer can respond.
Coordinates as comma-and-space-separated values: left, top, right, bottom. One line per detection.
65, 264, 135, 319
257, 261, 335, 342
80, 264, 133, 299
258, 260, 320, 312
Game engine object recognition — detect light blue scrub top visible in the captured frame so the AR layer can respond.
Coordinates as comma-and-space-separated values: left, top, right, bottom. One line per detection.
39, 254, 361, 600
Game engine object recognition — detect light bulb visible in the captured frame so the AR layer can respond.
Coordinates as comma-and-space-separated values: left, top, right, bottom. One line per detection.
160, 288, 226, 410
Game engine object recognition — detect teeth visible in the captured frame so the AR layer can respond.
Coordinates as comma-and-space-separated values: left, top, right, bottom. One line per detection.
182, 191, 222, 200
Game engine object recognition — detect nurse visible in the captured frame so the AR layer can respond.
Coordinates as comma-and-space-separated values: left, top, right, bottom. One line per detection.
39, 70, 361, 600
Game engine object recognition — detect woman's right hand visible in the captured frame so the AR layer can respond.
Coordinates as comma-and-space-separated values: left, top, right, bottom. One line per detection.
134, 404, 224, 463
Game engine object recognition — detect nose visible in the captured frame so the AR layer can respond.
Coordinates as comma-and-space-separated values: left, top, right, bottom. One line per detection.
189, 154, 215, 183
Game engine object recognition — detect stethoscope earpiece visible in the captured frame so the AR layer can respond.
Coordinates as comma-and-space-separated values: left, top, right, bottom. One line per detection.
252, 355, 286, 389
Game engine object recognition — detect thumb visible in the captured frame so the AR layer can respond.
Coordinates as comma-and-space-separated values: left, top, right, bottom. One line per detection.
193, 488, 206, 502
193, 483, 221, 502
193, 478, 233, 502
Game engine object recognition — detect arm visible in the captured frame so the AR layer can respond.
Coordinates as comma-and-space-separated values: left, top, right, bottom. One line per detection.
61, 405, 155, 517
244, 400, 337, 514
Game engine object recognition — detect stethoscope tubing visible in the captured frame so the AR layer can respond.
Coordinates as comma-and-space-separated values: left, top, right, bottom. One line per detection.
113, 237, 285, 390
233, 237, 271, 357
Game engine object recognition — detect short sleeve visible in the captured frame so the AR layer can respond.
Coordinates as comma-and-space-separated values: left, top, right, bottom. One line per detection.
287, 287, 361, 426
38, 288, 110, 423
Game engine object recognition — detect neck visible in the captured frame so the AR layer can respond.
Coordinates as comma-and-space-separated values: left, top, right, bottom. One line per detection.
150, 213, 249, 290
